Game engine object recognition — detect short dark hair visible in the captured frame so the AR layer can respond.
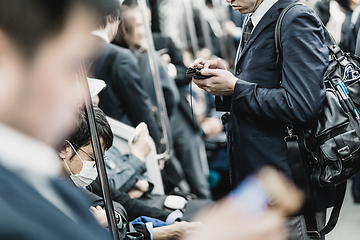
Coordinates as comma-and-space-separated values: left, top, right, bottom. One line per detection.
60, 106, 113, 154
0, 0, 111, 58
99, 0, 121, 28
335, 0, 351, 11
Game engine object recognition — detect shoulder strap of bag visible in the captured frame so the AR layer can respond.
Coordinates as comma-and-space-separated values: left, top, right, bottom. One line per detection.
276, 4, 347, 237
285, 130, 346, 237
275, 2, 341, 76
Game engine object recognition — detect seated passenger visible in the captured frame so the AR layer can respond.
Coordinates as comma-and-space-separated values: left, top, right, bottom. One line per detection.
89, 76, 153, 198
59, 106, 200, 240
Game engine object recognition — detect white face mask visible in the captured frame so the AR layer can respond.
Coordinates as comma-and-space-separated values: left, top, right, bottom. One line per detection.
63, 141, 98, 188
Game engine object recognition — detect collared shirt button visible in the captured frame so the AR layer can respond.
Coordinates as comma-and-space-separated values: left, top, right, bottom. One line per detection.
236, 68, 242, 75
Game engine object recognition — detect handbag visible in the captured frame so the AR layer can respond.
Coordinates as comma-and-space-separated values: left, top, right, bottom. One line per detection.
276, 2, 360, 237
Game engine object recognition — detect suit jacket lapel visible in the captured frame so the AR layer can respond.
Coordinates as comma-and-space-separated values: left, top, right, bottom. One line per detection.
235, 0, 297, 67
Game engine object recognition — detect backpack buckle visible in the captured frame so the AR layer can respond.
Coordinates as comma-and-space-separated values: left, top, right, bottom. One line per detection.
307, 231, 321, 238
328, 45, 342, 59
284, 125, 298, 141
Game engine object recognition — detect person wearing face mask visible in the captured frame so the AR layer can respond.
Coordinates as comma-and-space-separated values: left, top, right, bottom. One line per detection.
62, 140, 99, 188
59, 106, 202, 240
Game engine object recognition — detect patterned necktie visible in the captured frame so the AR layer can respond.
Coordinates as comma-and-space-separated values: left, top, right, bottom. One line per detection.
242, 16, 254, 49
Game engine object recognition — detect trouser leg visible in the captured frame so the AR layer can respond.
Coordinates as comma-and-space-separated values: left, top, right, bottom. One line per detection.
287, 211, 326, 240
170, 111, 211, 199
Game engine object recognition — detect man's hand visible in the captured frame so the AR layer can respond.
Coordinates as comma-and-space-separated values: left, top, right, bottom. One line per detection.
153, 221, 202, 240
90, 205, 108, 228
184, 199, 287, 240
190, 58, 237, 96
128, 123, 152, 162
193, 68, 238, 96
190, 58, 226, 70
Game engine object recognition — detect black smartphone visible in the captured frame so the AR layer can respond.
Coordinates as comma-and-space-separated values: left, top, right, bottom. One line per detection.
186, 67, 211, 79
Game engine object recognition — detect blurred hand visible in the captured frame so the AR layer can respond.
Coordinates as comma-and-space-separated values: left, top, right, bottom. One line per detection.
134, 179, 149, 192
90, 205, 108, 228
127, 179, 150, 199
223, 21, 237, 36
153, 221, 202, 240
128, 123, 151, 162
161, 53, 171, 67
201, 117, 223, 136
184, 199, 287, 240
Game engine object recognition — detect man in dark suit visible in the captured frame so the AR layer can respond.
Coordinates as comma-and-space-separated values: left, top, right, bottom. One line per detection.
0, 0, 117, 239
192, 0, 330, 239
88, 0, 161, 148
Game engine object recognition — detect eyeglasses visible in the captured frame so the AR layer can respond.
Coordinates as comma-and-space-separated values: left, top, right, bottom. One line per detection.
71, 142, 108, 167
113, 16, 122, 24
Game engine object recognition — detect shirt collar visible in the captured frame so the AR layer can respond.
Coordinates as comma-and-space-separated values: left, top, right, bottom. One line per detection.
252, 0, 279, 28
91, 30, 110, 43
0, 123, 61, 177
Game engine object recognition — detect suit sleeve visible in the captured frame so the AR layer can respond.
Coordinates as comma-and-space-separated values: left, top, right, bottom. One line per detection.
90, 180, 169, 222
114, 51, 160, 144
231, 6, 327, 124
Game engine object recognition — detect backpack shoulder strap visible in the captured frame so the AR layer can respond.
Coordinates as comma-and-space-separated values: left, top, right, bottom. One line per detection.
277, 4, 347, 237
275, 2, 341, 74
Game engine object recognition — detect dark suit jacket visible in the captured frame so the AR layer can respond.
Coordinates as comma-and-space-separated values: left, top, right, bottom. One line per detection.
89, 37, 160, 145
0, 164, 110, 240
90, 179, 169, 222
153, 33, 190, 87
216, 0, 333, 209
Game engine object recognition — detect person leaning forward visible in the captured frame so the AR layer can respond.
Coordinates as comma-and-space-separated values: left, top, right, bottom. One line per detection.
0, 0, 117, 239
191, 0, 333, 239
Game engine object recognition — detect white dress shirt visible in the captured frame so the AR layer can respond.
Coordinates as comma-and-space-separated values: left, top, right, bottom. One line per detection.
91, 30, 110, 43
252, 0, 279, 29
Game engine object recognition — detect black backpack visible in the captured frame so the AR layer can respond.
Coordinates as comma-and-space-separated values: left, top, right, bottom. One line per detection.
276, 2, 360, 237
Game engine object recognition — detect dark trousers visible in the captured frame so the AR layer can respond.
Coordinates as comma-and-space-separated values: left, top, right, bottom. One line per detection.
287, 211, 326, 240
169, 109, 211, 199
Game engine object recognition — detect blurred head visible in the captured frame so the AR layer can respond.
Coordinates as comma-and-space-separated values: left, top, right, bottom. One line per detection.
59, 106, 113, 184
335, 0, 359, 11
0, 0, 112, 148
114, 5, 148, 49
226, 0, 264, 13
97, 0, 121, 41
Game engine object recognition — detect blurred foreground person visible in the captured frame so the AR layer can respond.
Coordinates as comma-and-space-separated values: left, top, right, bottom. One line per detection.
0, 0, 117, 239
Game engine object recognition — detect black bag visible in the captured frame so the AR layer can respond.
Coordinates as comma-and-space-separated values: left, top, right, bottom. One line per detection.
276, 2, 360, 237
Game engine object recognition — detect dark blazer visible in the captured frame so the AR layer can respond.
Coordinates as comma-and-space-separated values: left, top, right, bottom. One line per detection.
153, 33, 190, 87
216, 0, 332, 209
89, 37, 160, 145
90, 179, 169, 222
0, 164, 110, 240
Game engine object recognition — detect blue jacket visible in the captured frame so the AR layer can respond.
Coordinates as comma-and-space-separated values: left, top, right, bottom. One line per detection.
216, 0, 333, 209
0, 164, 110, 240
